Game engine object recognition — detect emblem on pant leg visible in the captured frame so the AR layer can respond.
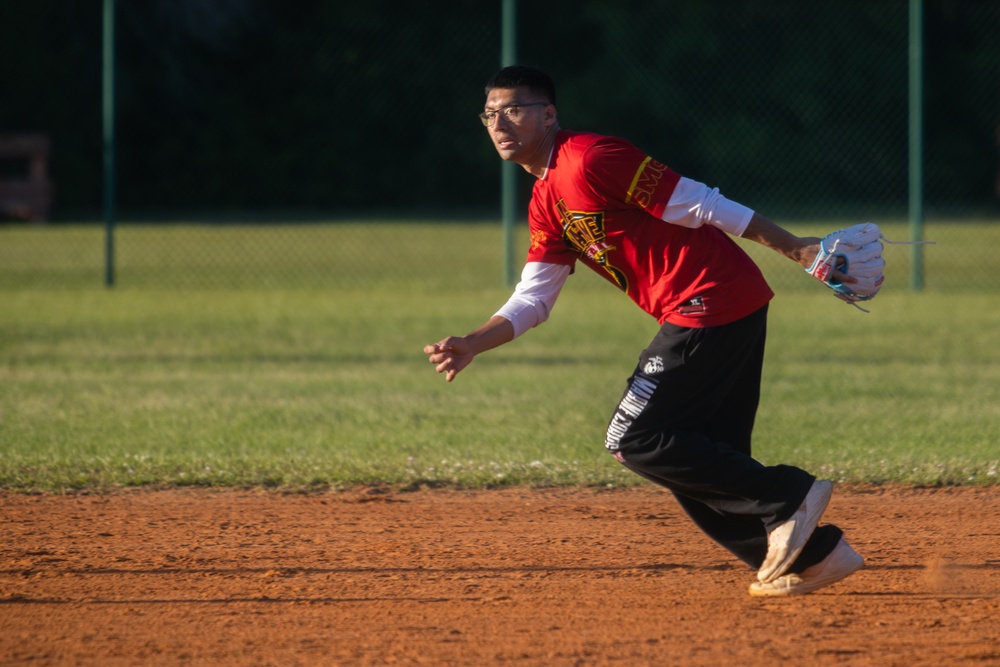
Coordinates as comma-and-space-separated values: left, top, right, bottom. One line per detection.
644, 355, 664, 375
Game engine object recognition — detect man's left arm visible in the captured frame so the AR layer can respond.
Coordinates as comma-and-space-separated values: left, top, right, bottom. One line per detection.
660, 177, 849, 275
740, 213, 821, 270
660, 178, 863, 289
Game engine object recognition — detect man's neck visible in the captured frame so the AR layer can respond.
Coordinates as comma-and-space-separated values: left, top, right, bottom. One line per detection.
522, 124, 561, 178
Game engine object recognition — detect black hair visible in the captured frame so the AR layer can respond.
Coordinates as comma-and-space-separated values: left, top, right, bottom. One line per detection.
484, 65, 556, 105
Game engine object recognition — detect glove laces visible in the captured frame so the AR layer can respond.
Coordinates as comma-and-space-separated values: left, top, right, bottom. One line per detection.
843, 234, 935, 313
880, 234, 936, 246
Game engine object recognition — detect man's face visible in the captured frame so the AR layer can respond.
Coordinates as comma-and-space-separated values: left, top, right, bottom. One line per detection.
482, 87, 554, 165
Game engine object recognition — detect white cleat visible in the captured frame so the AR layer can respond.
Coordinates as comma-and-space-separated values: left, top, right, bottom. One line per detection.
757, 480, 833, 583
749, 537, 863, 596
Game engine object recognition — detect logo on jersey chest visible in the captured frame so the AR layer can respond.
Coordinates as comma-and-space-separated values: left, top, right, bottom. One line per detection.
555, 199, 628, 291
529, 229, 548, 253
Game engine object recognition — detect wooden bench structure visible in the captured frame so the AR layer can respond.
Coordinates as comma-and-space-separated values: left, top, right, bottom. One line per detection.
0, 134, 53, 223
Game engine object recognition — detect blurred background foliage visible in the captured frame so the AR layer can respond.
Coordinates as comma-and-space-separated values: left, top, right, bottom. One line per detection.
0, 1, 998, 292
1, 0, 998, 221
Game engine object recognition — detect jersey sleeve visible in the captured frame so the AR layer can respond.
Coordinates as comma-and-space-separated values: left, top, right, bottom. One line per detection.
581, 137, 681, 218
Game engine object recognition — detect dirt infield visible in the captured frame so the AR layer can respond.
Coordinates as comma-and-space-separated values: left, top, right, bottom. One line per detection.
1, 485, 998, 666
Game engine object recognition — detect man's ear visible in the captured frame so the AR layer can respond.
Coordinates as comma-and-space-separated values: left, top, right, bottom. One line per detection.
544, 104, 558, 126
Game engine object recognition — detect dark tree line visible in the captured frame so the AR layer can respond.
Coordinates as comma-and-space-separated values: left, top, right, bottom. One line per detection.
1, 1, 996, 220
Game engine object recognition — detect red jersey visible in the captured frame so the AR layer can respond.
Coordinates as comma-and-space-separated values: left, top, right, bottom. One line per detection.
527, 131, 774, 327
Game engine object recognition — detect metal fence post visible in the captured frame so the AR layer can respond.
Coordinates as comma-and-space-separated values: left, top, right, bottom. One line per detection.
103, 0, 116, 288
909, 0, 925, 291
501, 0, 517, 287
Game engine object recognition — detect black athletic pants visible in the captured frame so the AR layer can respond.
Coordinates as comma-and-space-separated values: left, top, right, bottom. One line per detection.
607, 305, 841, 572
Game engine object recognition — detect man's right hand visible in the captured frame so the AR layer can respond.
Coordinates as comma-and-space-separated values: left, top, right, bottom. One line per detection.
423, 316, 517, 382
423, 337, 476, 382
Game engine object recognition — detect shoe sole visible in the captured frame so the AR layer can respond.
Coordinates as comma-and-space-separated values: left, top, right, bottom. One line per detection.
749, 549, 863, 597
757, 480, 833, 583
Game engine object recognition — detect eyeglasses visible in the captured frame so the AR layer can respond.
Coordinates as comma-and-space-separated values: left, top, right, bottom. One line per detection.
478, 103, 547, 127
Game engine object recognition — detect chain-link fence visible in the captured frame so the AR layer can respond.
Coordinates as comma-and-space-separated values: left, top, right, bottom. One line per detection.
1, 1, 998, 290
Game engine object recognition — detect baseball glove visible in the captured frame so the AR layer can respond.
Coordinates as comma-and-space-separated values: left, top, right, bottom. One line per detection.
806, 222, 885, 309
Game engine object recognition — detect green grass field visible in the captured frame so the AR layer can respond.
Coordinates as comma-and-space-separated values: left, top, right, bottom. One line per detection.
1, 221, 998, 490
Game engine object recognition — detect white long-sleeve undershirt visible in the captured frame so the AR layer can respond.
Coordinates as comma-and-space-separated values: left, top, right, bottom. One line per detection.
493, 262, 571, 338
663, 177, 754, 237
492, 177, 754, 338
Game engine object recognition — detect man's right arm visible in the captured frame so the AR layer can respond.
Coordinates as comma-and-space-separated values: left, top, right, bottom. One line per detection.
423, 262, 570, 382
493, 262, 571, 337
423, 316, 515, 382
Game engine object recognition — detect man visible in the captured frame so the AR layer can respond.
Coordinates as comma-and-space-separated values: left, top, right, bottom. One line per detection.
423, 65, 864, 596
